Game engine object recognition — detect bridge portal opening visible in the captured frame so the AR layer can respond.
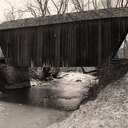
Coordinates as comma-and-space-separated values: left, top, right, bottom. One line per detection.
0, 47, 5, 64
116, 35, 128, 59
0, 47, 4, 57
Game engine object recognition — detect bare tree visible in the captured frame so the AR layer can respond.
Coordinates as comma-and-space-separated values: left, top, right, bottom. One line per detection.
24, 0, 70, 17
71, 0, 93, 12
115, 0, 128, 7
92, 0, 99, 9
51, 0, 69, 14
71, 0, 84, 11
100, 0, 128, 8
24, 0, 51, 17
4, 0, 24, 21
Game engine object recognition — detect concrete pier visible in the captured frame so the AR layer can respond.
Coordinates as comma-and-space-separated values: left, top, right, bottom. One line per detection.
0, 64, 30, 91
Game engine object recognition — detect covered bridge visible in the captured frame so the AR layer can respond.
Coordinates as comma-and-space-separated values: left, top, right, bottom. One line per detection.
0, 8, 128, 67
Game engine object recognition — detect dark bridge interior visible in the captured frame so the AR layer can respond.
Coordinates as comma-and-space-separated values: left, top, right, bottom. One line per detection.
0, 8, 128, 67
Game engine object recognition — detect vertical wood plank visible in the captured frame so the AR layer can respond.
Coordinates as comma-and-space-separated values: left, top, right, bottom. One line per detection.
55, 25, 61, 67
98, 20, 102, 67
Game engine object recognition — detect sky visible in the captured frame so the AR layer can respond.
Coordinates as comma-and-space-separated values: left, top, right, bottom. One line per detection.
0, 0, 25, 22
0, 0, 96, 23
0, 0, 78, 23
0, 0, 120, 23
0, 0, 69, 23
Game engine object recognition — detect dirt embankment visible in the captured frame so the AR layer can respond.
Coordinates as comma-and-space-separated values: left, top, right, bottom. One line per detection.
47, 60, 128, 128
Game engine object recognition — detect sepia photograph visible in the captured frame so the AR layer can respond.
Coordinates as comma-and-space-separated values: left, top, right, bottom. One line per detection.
0, 0, 128, 127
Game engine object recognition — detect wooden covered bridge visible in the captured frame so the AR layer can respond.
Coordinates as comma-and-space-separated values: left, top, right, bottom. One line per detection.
0, 8, 128, 67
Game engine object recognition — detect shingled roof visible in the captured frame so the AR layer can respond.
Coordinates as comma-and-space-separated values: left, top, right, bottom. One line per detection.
0, 7, 128, 30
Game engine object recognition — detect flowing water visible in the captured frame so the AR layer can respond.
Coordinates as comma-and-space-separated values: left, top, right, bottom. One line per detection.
0, 86, 71, 128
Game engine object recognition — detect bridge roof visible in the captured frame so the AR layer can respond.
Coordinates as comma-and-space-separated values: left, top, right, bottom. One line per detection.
0, 7, 128, 30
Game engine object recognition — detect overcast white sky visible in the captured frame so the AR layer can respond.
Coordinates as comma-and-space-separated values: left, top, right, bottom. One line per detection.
0, 0, 80, 23
0, 0, 25, 22
0, 0, 71, 23
0, 0, 120, 23
0, 0, 95, 23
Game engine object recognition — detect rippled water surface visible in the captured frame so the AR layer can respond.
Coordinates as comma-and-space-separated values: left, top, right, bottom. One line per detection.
0, 86, 71, 128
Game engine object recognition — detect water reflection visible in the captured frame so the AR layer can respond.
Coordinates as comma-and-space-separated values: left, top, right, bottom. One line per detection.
0, 86, 71, 128
0, 87, 59, 108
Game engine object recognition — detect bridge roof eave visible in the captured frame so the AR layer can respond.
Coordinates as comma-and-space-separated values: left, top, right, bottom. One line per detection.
0, 7, 128, 30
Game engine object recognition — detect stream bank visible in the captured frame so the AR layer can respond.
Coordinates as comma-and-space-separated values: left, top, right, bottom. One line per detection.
47, 59, 128, 128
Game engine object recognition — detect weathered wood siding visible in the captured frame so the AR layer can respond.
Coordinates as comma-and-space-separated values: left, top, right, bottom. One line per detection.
0, 17, 128, 67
